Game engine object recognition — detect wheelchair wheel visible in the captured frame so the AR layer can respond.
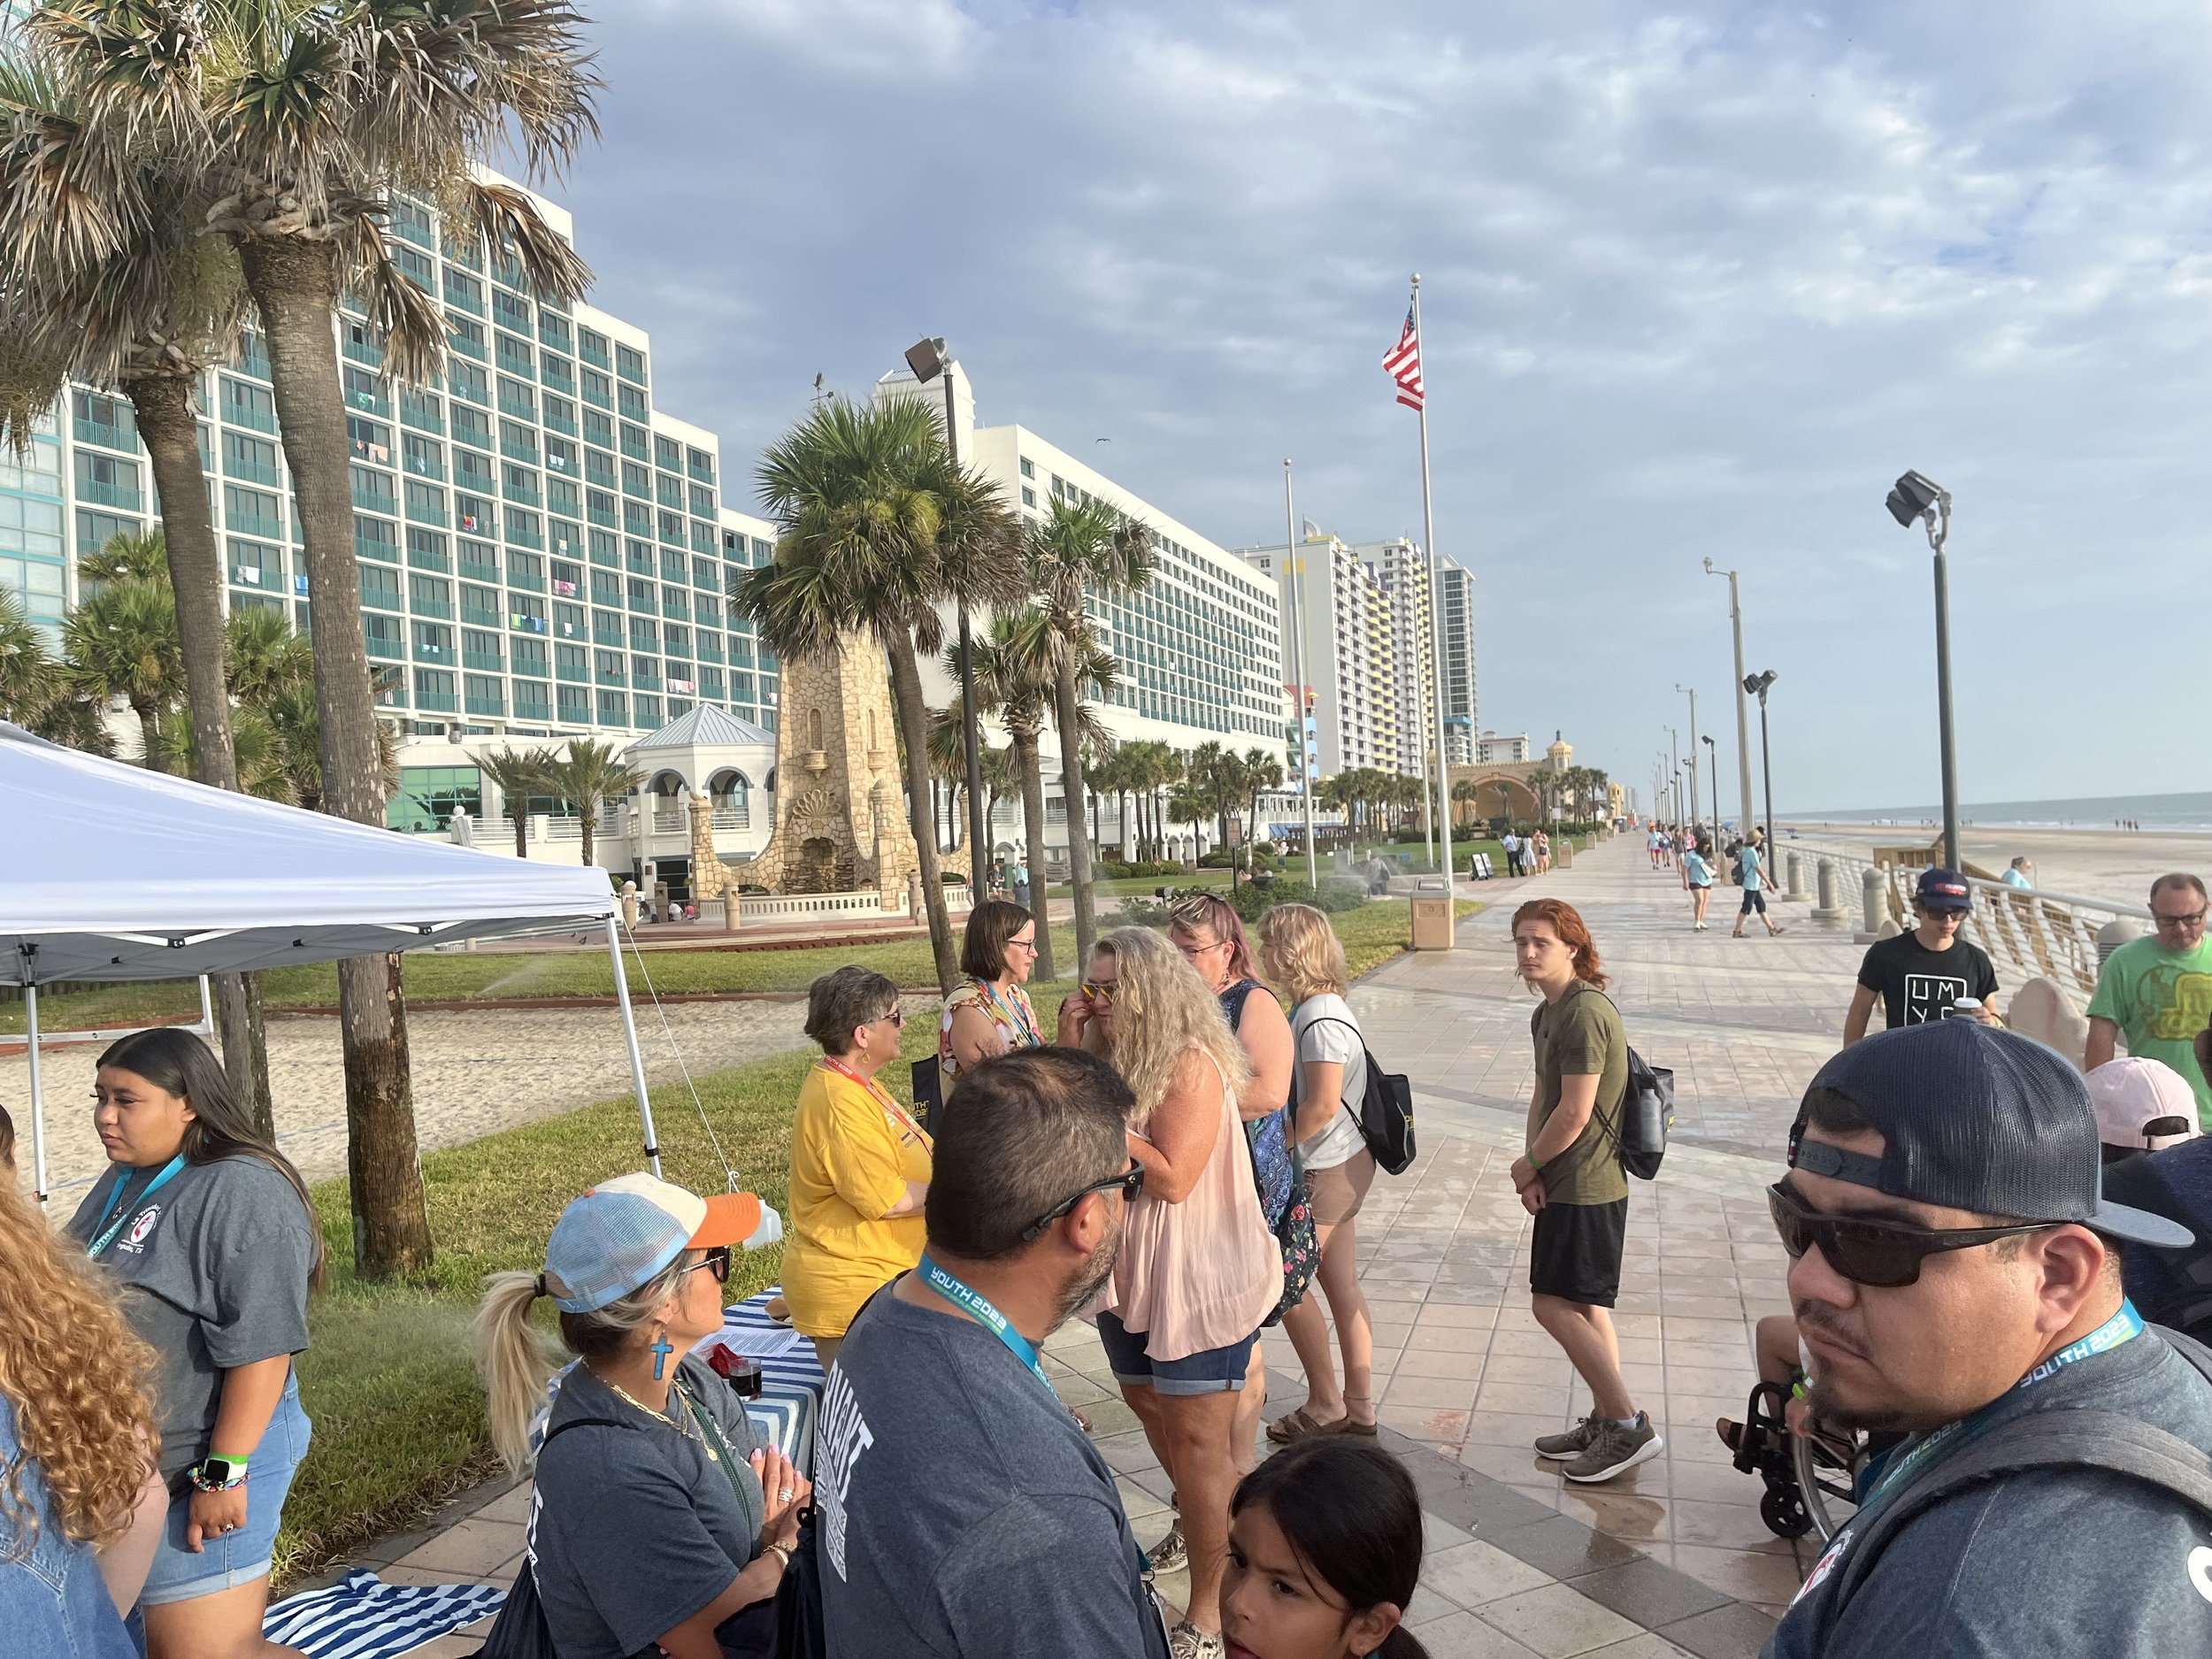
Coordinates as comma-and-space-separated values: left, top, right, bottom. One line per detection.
1759, 1482, 1811, 1540
1790, 1422, 1868, 1545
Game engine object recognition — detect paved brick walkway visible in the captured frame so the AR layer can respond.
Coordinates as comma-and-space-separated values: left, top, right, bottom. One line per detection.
319, 833, 1854, 1656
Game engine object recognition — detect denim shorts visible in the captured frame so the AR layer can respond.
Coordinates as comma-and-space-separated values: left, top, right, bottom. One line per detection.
141, 1373, 311, 1606
1095, 1310, 1256, 1396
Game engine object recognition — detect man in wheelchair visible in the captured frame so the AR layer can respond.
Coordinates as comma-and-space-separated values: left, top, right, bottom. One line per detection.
1753, 1021, 2212, 1657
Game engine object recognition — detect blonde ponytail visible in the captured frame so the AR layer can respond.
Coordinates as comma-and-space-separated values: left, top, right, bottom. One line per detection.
476, 1271, 562, 1472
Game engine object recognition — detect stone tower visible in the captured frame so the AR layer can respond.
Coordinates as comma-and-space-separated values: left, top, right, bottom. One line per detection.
746, 629, 919, 902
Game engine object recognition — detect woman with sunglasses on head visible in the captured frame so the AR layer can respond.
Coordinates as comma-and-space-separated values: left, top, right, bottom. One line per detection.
940, 899, 1048, 1094
477, 1174, 806, 1659
1061, 928, 1281, 1659
787, 965, 933, 1371
66, 1027, 322, 1659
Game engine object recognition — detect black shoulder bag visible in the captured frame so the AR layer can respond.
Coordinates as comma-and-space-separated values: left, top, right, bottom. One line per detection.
472, 1417, 624, 1659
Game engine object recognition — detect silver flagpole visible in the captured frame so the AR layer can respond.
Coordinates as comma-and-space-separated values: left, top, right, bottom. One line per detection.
1410, 274, 1456, 911
1284, 459, 1318, 887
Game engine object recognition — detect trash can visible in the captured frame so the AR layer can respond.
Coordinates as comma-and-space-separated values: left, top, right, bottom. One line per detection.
1409, 875, 1455, 952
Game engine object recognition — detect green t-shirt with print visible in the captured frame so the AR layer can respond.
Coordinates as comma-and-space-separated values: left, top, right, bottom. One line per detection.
1529, 980, 1630, 1205
2086, 933, 2212, 1127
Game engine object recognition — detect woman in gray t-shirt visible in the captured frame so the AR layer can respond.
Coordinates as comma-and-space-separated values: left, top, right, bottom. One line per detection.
1258, 904, 1380, 1444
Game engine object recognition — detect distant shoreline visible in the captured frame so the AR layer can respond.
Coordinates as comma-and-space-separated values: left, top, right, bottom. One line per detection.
1786, 819, 2212, 841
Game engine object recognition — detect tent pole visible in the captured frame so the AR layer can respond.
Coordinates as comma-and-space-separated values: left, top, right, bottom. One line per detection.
196, 975, 213, 1033
24, 982, 48, 1207
606, 918, 662, 1178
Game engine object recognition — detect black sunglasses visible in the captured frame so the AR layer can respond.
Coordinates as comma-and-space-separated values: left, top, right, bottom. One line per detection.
1021, 1161, 1144, 1241
1767, 1184, 2051, 1288
681, 1245, 733, 1286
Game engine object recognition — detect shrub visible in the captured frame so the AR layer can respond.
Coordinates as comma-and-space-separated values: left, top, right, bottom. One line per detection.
1225, 875, 1369, 923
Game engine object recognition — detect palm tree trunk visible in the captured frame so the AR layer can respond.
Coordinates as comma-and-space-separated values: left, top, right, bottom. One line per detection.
886, 634, 959, 991
580, 807, 597, 868
239, 234, 431, 1277
1012, 725, 1055, 982
510, 808, 529, 859
127, 369, 279, 1139
1052, 662, 1099, 972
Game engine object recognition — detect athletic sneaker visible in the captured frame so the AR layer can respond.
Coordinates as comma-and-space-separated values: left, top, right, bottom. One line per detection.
1563, 1413, 1664, 1483
1168, 1621, 1225, 1658
1533, 1414, 1601, 1459
1146, 1517, 1187, 1574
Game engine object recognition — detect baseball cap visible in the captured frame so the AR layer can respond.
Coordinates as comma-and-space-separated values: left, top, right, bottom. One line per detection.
1915, 867, 1972, 911
1792, 1020, 2193, 1248
2086, 1057, 2202, 1152
543, 1172, 764, 1313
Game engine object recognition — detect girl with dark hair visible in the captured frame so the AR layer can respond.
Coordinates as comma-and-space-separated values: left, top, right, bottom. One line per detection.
1221, 1438, 1428, 1659
66, 1026, 322, 1659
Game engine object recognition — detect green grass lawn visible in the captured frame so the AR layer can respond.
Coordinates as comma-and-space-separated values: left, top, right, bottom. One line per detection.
265, 895, 1477, 1585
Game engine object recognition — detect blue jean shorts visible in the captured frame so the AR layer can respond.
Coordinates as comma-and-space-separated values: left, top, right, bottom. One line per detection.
141, 1373, 311, 1606
1095, 1310, 1256, 1396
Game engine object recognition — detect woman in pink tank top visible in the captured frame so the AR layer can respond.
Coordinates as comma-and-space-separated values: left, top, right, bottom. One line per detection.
1057, 926, 1279, 1655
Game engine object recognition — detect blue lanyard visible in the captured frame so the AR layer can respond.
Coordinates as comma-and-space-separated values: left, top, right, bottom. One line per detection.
86, 1154, 186, 1259
1860, 1300, 2146, 1509
918, 1253, 1056, 1397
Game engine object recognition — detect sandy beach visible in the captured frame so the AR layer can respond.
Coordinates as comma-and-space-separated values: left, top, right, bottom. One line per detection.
6, 992, 933, 1212
1783, 820, 2208, 910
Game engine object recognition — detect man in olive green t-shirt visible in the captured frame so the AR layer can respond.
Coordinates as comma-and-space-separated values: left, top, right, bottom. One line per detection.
2086, 872, 2212, 1129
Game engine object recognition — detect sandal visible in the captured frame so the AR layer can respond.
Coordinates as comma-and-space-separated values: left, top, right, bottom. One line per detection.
1265, 1405, 1345, 1445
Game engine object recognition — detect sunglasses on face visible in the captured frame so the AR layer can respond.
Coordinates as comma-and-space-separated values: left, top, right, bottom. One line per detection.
872, 1008, 905, 1028
1021, 1162, 1144, 1240
1767, 1183, 2052, 1288
1081, 980, 1117, 1006
682, 1245, 733, 1286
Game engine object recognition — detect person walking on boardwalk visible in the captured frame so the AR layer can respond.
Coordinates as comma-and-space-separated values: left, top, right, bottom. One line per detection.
1731, 828, 1784, 939
1844, 868, 2000, 1043
1683, 837, 1716, 931
1508, 900, 1663, 1484
2087, 872, 2212, 1129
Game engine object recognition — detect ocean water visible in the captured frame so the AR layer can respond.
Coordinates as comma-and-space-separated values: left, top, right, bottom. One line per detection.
1793, 791, 2212, 833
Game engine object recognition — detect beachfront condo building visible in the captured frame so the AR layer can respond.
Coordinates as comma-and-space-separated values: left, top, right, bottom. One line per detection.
1237, 528, 1410, 781
1435, 557, 1479, 764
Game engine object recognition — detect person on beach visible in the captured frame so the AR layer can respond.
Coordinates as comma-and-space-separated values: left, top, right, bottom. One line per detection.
68, 1028, 321, 1659
1730, 828, 1784, 938
1683, 837, 1715, 931
1509, 900, 1663, 1484
1844, 868, 2000, 1041
2002, 856, 2034, 889
940, 900, 1046, 1094
2086, 872, 2212, 1129
476, 1174, 803, 1659
787, 967, 933, 1371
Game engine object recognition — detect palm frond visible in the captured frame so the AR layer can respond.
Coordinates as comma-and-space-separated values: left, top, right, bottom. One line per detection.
438, 173, 590, 303
338, 206, 444, 385
0, 52, 146, 282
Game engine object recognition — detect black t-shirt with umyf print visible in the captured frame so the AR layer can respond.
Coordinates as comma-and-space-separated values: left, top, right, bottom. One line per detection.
1855, 933, 1999, 1028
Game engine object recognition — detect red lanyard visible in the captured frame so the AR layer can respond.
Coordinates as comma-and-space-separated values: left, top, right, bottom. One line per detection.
820, 1057, 932, 1148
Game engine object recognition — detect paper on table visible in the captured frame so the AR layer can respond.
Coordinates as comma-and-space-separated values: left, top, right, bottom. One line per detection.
731, 1325, 806, 1360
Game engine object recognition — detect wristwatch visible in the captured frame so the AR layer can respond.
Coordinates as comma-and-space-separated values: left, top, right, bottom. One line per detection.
188, 1455, 249, 1493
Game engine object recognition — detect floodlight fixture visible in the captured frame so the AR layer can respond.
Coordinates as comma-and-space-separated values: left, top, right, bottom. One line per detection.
905, 336, 949, 382
1886, 468, 1960, 871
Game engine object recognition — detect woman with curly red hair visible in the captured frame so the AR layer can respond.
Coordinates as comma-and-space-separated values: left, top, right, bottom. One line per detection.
0, 1179, 165, 1655
1506, 899, 1662, 1486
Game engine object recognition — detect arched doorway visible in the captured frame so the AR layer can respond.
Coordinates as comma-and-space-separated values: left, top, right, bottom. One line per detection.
1453, 772, 1543, 830
707, 769, 751, 826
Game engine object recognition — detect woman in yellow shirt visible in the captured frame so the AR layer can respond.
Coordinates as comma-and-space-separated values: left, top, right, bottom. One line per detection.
786, 966, 933, 1371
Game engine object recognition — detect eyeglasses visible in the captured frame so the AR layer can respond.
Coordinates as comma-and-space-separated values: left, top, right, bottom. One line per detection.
1081, 979, 1117, 1006
1176, 938, 1226, 958
2152, 910, 2208, 930
681, 1245, 733, 1286
873, 1008, 906, 1028
1767, 1183, 2051, 1288
1007, 937, 1039, 953
1021, 1162, 1144, 1240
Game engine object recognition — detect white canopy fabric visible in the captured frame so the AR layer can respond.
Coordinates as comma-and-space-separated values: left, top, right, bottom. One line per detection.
0, 721, 615, 984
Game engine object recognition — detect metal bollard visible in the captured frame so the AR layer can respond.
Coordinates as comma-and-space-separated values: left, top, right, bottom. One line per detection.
1812, 859, 1847, 923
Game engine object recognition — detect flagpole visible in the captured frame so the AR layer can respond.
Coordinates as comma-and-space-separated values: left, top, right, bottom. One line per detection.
1284, 459, 1318, 887
1410, 274, 1456, 912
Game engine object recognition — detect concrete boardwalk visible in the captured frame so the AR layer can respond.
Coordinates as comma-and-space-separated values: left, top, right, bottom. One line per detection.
332, 834, 1848, 1657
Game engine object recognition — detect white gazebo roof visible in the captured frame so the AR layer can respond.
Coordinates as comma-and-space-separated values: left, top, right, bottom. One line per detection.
627, 704, 776, 752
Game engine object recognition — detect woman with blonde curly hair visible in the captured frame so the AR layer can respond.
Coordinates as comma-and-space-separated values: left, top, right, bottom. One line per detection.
0, 1181, 165, 1655
1059, 926, 1279, 1657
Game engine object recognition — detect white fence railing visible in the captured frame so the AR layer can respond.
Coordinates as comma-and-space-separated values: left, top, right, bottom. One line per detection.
736, 886, 976, 923
1784, 836, 2150, 1002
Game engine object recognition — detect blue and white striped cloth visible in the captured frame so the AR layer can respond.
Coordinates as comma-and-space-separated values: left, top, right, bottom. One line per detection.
262, 1568, 506, 1657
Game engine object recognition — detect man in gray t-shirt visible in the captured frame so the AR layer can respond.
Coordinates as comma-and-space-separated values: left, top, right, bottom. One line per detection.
818, 1048, 1169, 1659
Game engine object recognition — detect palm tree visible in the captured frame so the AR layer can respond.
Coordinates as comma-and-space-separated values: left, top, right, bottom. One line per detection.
545, 738, 646, 869
1242, 747, 1285, 877
737, 396, 1025, 992
475, 748, 557, 861
1018, 495, 1147, 972
61, 576, 180, 767
0, 589, 67, 729
965, 611, 1059, 980
926, 701, 972, 855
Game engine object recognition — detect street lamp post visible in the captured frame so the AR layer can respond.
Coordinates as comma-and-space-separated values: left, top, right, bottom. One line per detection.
1666, 726, 1680, 826
1674, 685, 1701, 840
1885, 471, 1961, 873
1701, 734, 1717, 833
1703, 557, 1756, 840
907, 336, 989, 893
1745, 671, 1778, 847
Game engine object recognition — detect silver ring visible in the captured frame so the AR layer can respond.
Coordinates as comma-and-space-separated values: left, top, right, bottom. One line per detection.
778, 1488, 795, 1501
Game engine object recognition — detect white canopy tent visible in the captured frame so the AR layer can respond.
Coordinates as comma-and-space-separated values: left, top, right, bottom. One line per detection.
0, 721, 663, 1204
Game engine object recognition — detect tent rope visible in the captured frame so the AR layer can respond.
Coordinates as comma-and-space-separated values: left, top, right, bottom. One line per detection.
615, 919, 741, 1193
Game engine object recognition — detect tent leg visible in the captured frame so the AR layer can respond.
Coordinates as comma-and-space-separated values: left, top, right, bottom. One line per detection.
25, 983, 47, 1207
196, 975, 213, 1033
606, 919, 662, 1179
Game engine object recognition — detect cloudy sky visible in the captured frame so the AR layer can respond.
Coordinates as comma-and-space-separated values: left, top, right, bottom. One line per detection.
543, 1, 2212, 814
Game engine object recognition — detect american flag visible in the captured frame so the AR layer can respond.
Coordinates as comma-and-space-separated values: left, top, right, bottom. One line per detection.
1382, 303, 1424, 411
